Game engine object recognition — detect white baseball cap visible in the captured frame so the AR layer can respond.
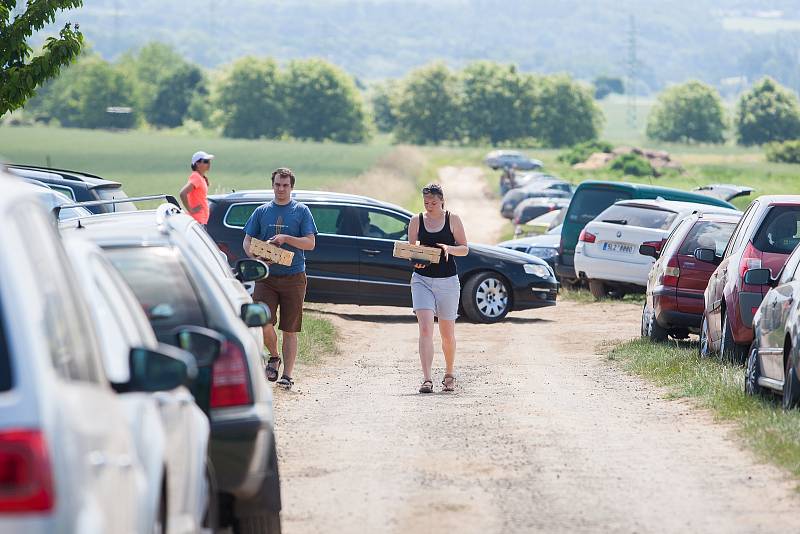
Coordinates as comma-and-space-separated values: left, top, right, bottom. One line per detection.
191, 151, 215, 165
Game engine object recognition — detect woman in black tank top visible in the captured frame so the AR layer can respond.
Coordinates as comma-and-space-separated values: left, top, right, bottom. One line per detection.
407, 183, 469, 394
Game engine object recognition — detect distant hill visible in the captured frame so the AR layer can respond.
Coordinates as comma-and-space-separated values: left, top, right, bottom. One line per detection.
39, 0, 800, 93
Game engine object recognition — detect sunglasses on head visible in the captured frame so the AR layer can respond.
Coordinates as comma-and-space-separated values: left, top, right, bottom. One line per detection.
422, 186, 443, 195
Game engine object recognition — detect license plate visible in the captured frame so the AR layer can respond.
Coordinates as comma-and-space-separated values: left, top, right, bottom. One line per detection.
601, 241, 634, 254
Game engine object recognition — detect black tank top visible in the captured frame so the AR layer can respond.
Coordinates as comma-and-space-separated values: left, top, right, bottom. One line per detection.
415, 211, 458, 278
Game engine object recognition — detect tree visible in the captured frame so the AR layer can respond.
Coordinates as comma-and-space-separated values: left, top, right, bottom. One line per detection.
217, 57, 286, 139
370, 81, 398, 133
646, 81, 726, 143
593, 75, 624, 99
530, 75, 603, 147
736, 77, 800, 146
148, 64, 205, 128
459, 61, 532, 144
1, 0, 84, 117
394, 62, 462, 144
283, 58, 369, 143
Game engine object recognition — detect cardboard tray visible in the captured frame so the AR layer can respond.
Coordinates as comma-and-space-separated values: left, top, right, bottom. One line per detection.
392, 242, 442, 264
249, 238, 295, 266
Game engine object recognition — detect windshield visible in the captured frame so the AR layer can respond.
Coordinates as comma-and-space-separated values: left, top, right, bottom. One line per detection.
567, 188, 632, 224
103, 246, 207, 331
753, 206, 800, 254
678, 220, 738, 256
595, 204, 677, 230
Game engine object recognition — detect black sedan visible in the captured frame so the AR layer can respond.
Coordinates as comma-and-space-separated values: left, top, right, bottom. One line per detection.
207, 190, 558, 323
745, 243, 800, 408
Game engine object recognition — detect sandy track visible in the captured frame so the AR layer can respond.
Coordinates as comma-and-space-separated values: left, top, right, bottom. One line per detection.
273, 167, 800, 533
437, 166, 504, 244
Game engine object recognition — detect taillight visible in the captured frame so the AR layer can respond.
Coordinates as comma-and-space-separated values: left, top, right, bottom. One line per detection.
739, 242, 762, 280
579, 229, 596, 244
660, 256, 681, 286
210, 340, 252, 408
642, 239, 665, 254
0, 429, 55, 513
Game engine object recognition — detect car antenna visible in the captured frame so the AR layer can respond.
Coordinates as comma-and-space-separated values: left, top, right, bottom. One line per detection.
76, 218, 84, 229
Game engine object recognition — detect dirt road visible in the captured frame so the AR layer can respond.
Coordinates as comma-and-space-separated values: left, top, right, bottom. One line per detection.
437, 166, 504, 244
273, 167, 800, 532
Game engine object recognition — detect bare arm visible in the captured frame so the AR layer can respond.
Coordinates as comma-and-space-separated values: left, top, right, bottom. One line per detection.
242, 234, 255, 258
179, 182, 201, 214
440, 214, 469, 257
407, 215, 419, 244
269, 234, 316, 251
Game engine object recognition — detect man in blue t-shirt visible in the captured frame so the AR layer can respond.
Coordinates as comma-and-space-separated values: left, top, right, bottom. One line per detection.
243, 168, 318, 390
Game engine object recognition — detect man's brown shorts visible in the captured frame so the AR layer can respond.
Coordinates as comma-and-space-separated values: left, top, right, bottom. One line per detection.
252, 272, 307, 333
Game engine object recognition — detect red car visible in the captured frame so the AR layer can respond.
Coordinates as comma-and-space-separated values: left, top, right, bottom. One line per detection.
641, 212, 741, 341
700, 196, 800, 361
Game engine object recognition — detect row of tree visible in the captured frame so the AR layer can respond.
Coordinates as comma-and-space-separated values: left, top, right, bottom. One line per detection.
646, 77, 800, 146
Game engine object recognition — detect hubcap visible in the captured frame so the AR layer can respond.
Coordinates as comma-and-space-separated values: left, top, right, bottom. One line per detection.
700, 318, 709, 357
746, 348, 757, 393
475, 277, 508, 318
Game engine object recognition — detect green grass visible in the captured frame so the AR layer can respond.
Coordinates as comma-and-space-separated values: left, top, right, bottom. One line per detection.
0, 125, 392, 197
610, 338, 800, 481
295, 312, 338, 365
559, 287, 645, 305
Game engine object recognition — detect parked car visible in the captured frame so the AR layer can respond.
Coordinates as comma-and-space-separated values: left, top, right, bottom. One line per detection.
640, 211, 741, 341
484, 150, 543, 170
498, 224, 562, 269
0, 174, 151, 533
207, 190, 559, 323
512, 197, 570, 226
6, 164, 135, 213
556, 181, 738, 285
700, 196, 800, 361
513, 208, 565, 237
59, 206, 282, 533
692, 184, 754, 202
63, 236, 212, 534
500, 179, 573, 219
574, 199, 740, 298
20, 180, 94, 221
743, 245, 800, 408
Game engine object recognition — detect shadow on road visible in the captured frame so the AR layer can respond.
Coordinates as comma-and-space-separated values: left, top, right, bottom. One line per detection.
306, 306, 553, 325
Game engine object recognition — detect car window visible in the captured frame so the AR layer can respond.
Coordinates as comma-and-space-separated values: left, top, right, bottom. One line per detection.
96, 187, 136, 212
58, 205, 93, 220
50, 185, 75, 200
0, 294, 12, 392
753, 206, 800, 255
726, 201, 759, 256
104, 246, 208, 330
13, 204, 103, 383
678, 220, 737, 256
595, 204, 678, 230
568, 188, 632, 224
659, 219, 691, 259
308, 205, 347, 235
362, 209, 409, 240
780, 248, 800, 283
225, 203, 260, 228
191, 226, 233, 278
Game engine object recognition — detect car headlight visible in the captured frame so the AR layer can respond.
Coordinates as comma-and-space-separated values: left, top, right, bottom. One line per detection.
528, 246, 558, 259
523, 263, 551, 278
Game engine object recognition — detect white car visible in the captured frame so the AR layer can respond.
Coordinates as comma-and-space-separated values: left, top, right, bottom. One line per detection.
0, 175, 144, 533
63, 237, 212, 534
574, 199, 740, 298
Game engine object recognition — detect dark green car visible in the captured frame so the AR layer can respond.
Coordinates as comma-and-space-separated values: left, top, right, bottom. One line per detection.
555, 181, 737, 283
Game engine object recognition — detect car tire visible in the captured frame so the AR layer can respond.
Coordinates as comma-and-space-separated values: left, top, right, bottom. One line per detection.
203, 461, 219, 531
646, 307, 668, 343
745, 339, 766, 397
232, 434, 282, 533
699, 315, 712, 358
462, 272, 511, 323
721, 310, 747, 363
588, 279, 606, 300
640, 303, 648, 338
783, 349, 800, 410
235, 512, 281, 534
154, 484, 167, 534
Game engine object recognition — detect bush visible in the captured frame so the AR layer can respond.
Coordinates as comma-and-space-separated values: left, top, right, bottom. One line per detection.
530, 75, 604, 147
610, 153, 653, 176
765, 140, 800, 163
736, 77, 800, 146
646, 81, 726, 144
557, 140, 614, 165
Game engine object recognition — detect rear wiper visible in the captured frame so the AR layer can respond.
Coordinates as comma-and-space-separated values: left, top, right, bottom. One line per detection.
602, 219, 628, 225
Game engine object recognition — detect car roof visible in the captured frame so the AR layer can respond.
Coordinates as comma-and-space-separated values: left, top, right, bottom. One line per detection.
7, 164, 123, 189
613, 198, 740, 215
753, 195, 800, 206
209, 189, 412, 214
574, 180, 735, 208
59, 205, 193, 245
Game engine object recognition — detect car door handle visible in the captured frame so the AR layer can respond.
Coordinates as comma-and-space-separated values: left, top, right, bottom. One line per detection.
362, 249, 381, 255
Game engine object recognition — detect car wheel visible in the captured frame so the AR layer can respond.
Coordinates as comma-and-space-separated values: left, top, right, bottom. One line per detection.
699, 315, 712, 358
462, 272, 511, 323
646, 308, 668, 343
721, 310, 747, 363
203, 461, 219, 531
745, 340, 765, 397
588, 279, 606, 300
783, 349, 800, 410
234, 512, 281, 534
640, 303, 649, 338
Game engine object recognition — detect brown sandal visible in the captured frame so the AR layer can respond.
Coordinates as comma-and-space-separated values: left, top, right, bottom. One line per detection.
265, 356, 281, 382
419, 380, 433, 394
442, 374, 455, 392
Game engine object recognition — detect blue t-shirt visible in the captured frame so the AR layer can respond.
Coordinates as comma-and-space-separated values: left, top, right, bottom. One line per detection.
244, 200, 318, 275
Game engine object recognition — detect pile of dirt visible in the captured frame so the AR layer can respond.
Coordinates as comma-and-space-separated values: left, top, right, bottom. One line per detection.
573, 146, 684, 175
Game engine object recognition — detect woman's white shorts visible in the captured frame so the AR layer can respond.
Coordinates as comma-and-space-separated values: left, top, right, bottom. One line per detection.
410, 273, 461, 320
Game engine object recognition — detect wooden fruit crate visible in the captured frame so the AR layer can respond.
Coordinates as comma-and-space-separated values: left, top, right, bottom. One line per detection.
249, 237, 295, 266
392, 242, 441, 264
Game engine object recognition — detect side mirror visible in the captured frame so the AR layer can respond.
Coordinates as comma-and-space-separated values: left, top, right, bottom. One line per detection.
127, 343, 198, 392
174, 326, 225, 366
694, 247, 717, 264
744, 268, 773, 286
235, 258, 269, 282
241, 302, 270, 327
638, 244, 659, 259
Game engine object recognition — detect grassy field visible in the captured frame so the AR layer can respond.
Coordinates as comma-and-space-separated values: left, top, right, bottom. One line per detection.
0, 126, 393, 198
609, 338, 800, 481
297, 312, 339, 365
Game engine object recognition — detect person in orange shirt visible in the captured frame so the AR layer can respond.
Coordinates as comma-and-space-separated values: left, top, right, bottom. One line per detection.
180, 151, 214, 225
